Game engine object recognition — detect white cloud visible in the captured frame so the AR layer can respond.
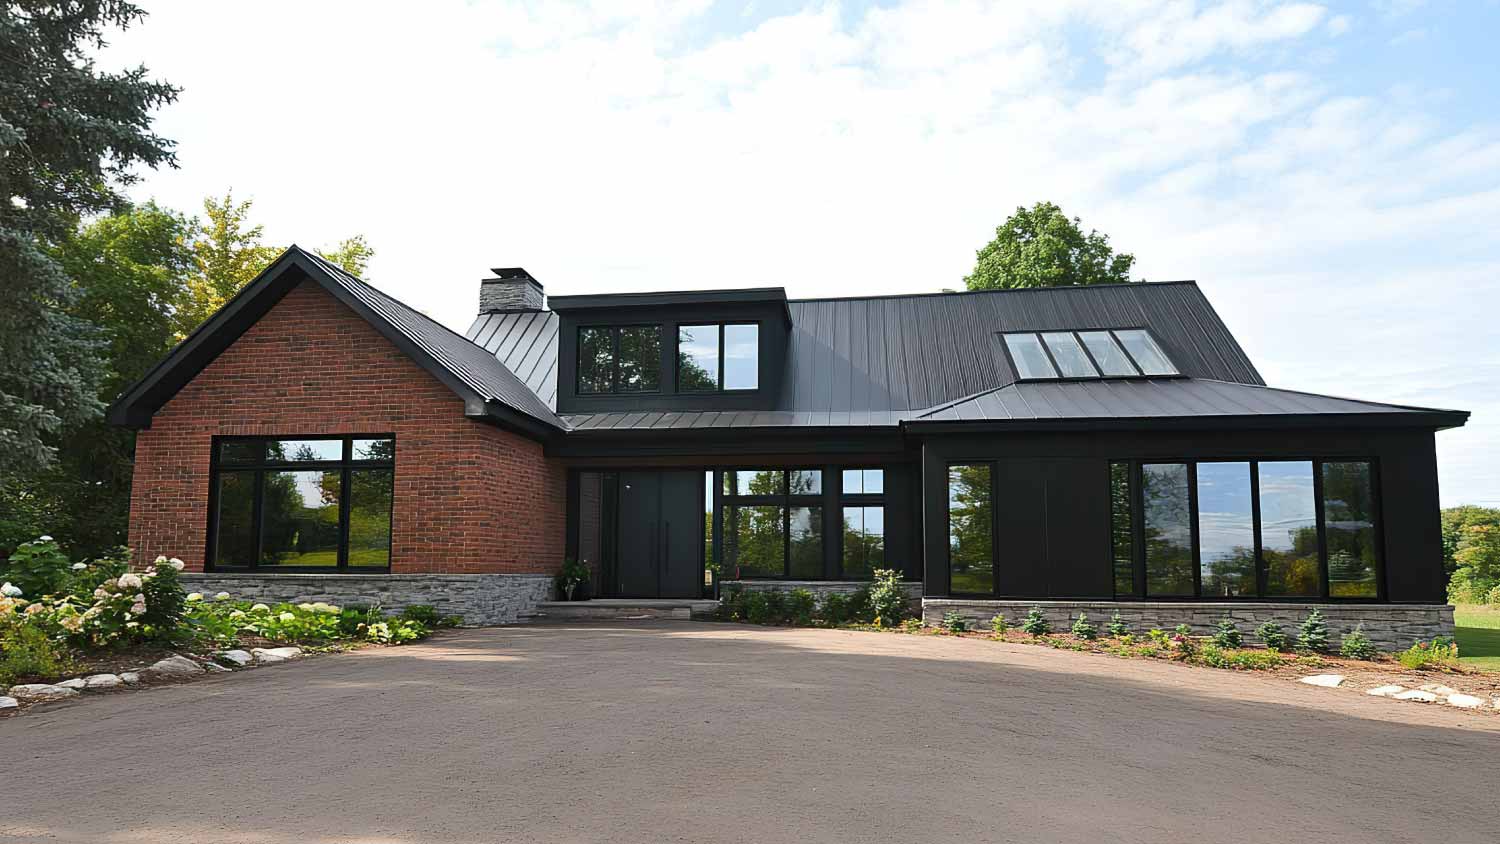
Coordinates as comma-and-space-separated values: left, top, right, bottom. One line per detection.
108, 0, 1499, 505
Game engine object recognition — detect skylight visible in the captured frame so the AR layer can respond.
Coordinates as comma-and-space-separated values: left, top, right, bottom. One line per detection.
1001, 329, 1179, 381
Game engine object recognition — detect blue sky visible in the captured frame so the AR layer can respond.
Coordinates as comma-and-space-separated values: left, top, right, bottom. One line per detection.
110, 0, 1498, 505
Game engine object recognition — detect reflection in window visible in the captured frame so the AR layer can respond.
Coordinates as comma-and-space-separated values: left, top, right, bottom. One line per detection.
1079, 331, 1139, 377
267, 439, 342, 462
348, 469, 393, 567
1197, 462, 1255, 597
1041, 332, 1098, 378
1110, 462, 1135, 597
260, 470, 342, 566
704, 472, 715, 593
1259, 461, 1319, 597
842, 506, 884, 579
353, 438, 394, 461
948, 465, 993, 594
1003, 333, 1058, 379
842, 469, 884, 495
789, 507, 823, 578
726, 505, 784, 578
578, 325, 661, 393
1323, 462, 1379, 598
729, 469, 785, 496
578, 327, 614, 393
1114, 330, 1177, 376
723, 324, 759, 390
678, 324, 720, 391
214, 472, 257, 567
1143, 463, 1193, 596
788, 469, 821, 495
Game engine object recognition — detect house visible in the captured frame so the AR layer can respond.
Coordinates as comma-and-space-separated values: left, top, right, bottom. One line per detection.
110, 247, 1467, 647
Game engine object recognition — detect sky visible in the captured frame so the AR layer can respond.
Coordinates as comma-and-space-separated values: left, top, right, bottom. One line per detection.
104, 0, 1499, 506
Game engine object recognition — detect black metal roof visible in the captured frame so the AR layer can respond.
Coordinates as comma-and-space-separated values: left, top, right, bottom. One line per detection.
109, 247, 566, 437
466, 309, 560, 410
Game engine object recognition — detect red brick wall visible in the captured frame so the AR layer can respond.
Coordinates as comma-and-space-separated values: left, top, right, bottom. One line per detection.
127, 280, 566, 575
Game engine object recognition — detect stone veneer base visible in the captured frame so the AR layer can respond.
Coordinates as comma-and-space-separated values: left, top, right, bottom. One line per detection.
181, 573, 554, 626
922, 599, 1454, 651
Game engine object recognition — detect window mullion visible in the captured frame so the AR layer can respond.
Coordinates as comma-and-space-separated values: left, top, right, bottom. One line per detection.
251, 468, 265, 570
1251, 461, 1266, 598
1188, 461, 1202, 598
1314, 459, 1329, 600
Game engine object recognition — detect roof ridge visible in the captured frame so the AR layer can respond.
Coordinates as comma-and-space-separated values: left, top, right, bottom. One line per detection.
787, 279, 1199, 305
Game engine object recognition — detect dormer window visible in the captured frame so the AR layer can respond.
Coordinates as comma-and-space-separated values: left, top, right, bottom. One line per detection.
1001, 328, 1179, 380
578, 325, 662, 394
678, 322, 759, 391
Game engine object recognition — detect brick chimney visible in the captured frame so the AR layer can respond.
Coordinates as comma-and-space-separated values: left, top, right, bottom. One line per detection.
479, 268, 544, 313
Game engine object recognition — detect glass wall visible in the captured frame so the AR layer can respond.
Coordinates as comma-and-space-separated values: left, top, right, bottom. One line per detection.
1323, 462, 1379, 598
1196, 462, 1255, 597
1142, 463, 1193, 596
721, 468, 819, 579
1259, 461, 1319, 597
948, 464, 994, 594
578, 325, 661, 393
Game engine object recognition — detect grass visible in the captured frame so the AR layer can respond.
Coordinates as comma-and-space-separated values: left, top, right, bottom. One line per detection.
1454, 604, 1500, 672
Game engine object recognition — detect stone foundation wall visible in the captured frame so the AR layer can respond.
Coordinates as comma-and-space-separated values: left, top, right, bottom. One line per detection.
182, 573, 554, 626
922, 599, 1454, 651
723, 580, 923, 611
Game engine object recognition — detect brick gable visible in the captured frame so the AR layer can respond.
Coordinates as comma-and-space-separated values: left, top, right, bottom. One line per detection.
128, 280, 565, 575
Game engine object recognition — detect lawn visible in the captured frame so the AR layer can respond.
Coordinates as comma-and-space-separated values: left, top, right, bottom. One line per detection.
1454, 604, 1500, 672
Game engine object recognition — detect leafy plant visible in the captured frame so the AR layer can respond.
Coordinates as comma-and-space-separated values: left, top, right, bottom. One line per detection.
1397, 637, 1460, 670
819, 592, 849, 625
1256, 620, 1288, 652
1339, 625, 1377, 660
719, 586, 745, 622
742, 591, 773, 625
1170, 631, 1197, 659
1147, 628, 1172, 648
990, 614, 1008, 635
1297, 608, 1330, 653
787, 589, 816, 626
362, 617, 427, 644
1105, 611, 1129, 637
942, 610, 968, 633
869, 569, 907, 627
847, 586, 875, 624
1020, 606, 1050, 636
398, 604, 457, 629
1196, 645, 1288, 671
2, 537, 73, 599
0, 616, 76, 686
763, 589, 788, 623
1211, 617, 1242, 649
1173, 623, 1193, 637
556, 557, 590, 600
1070, 613, 1097, 640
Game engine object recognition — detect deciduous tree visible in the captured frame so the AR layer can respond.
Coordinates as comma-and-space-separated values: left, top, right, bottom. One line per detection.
965, 201, 1137, 290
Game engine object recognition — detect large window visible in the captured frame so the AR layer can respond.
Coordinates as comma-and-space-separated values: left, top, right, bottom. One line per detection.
1000, 328, 1179, 380
840, 469, 885, 579
1111, 458, 1381, 600
578, 325, 661, 394
211, 436, 394, 571
679, 323, 759, 391
722, 468, 821, 578
947, 464, 993, 594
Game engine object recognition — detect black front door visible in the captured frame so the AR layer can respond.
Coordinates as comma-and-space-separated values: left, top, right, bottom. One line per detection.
615, 470, 702, 598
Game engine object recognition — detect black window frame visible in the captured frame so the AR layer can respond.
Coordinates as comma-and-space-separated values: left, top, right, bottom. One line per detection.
206, 434, 396, 573
998, 327, 1179, 383
1109, 457, 1385, 602
721, 467, 823, 579
677, 321, 761, 393
576, 324, 663, 395
838, 467, 886, 579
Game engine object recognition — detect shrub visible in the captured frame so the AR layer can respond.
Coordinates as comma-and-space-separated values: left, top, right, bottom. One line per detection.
1196, 645, 1288, 671
1170, 631, 1197, 659
869, 569, 907, 627
847, 586, 875, 624
742, 591, 773, 625
787, 589, 817, 626
1339, 624, 1378, 660
1020, 606, 1050, 636
400, 604, 460, 629
139, 558, 188, 639
182, 599, 241, 646
339, 604, 379, 636
0, 617, 75, 686
942, 610, 968, 633
990, 614, 1008, 635
1105, 611, 1130, 637
363, 617, 428, 644
1173, 623, 1193, 637
763, 589, 788, 623
1071, 613, 1098, 640
719, 586, 745, 622
46, 556, 188, 647
819, 592, 849, 625
1297, 608, 1330, 653
1397, 637, 1460, 670
1211, 617, 1242, 649
250, 602, 343, 643
1147, 628, 1172, 648
556, 557, 591, 599
2, 537, 73, 599
1256, 620, 1288, 651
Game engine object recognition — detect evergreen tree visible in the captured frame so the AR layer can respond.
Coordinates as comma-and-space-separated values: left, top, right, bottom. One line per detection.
1071, 613, 1098, 640
1211, 616, 1242, 649
1020, 606, 1050, 636
1106, 611, 1130, 637
1256, 620, 1288, 652
1297, 608, 1330, 653
1339, 624, 1377, 660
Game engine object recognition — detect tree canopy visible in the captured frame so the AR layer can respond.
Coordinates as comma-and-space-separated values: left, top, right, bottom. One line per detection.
964, 201, 1137, 290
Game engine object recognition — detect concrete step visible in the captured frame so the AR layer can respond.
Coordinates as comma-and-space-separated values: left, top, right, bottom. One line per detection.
531, 599, 719, 621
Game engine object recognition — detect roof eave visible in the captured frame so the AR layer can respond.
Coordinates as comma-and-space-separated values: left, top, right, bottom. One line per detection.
899, 410, 1471, 434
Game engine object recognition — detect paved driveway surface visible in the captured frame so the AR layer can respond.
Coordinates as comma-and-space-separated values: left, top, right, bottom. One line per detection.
4, 622, 1497, 843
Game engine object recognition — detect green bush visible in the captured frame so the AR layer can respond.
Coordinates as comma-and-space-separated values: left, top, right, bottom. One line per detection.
1173, 623, 1193, 637
1070, 613, 1097, 640
339, 604, 378, 636
1147, 628, 1171, 648
1211, 617, 1242, 649
763, 589, 788, 623
362, 617, 428, 644
398, 604, 458, 628
2, 537, 74, 599
787, 589, 816, 626
869, 569, 907, 627
1339, 624, 1377, 660
719, 587, 745, 622
1297, 608, 1330, 653
942, 610, 968, 633
249, 602, 343, 643
990, 614, 1008, 635
847, 586, 875, 624
819, 592, 849, 625
1105, 611, 1129, 637
1197, 645, 1288, 670
0, 617, 75, 686
742, 591, 773, 625
1397, 637, 1460, 670
1256, 620, 1288, 651
1020, 606, 1049, 636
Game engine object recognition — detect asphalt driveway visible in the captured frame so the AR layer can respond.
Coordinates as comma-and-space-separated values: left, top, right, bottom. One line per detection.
4, 622, 1498, 843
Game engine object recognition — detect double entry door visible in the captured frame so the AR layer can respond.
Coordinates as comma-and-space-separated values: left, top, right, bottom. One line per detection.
611, 470, 703, 599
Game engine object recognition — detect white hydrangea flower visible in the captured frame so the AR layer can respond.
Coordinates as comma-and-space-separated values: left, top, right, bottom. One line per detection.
130, 601, 147, 616
118, 573, 143, 590
251, 603, 270, 612
71, 562, 87, 571
38, 535, 53, 542
154, 555, 168, 564
186, 593, 203, 602
278, 611, 295, 622
229, 609, 247, 620
0, 582, 22, 598
214, 591, 231, 601
297, 602, 314, 611
168, 558, 186, 571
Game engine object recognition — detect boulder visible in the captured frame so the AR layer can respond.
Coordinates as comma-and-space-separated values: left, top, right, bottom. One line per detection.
0, 696, 17, 710
144, 655, 204, 677
119, 672, 141, 685
1418, 683, 1459, 696
1299, 674, 1345, 688
202, 662, 231, 673
251, 647, 302, 664
1393, 689, 1439, 703
55, 678, 87, 691
1446, 693, 1485, 709
1366, 685, 1405, 697
218, 649, 254, 667
83, 674, 122, 689
8, 684, 79, 702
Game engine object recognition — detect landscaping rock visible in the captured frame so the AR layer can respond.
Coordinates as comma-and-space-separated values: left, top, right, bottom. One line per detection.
1418, 683, 1459, 696
202, 662, 231, 673
144, 655, 205, 677
218, 649, 253, 667
1299, 674, 1345, 688
8, 684, 79, 702
55, 678, 88, 691
0, 696, 17, 710
119, 672, 140, 685
1367, 685, 1405, 697
251, 647, 302, 664
1446, 693, 1485, 709
83, 674, 122, 690
1393, 689, 1439, 703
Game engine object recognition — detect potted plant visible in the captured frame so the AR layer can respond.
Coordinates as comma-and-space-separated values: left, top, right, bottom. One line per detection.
557, 557, 591, 601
